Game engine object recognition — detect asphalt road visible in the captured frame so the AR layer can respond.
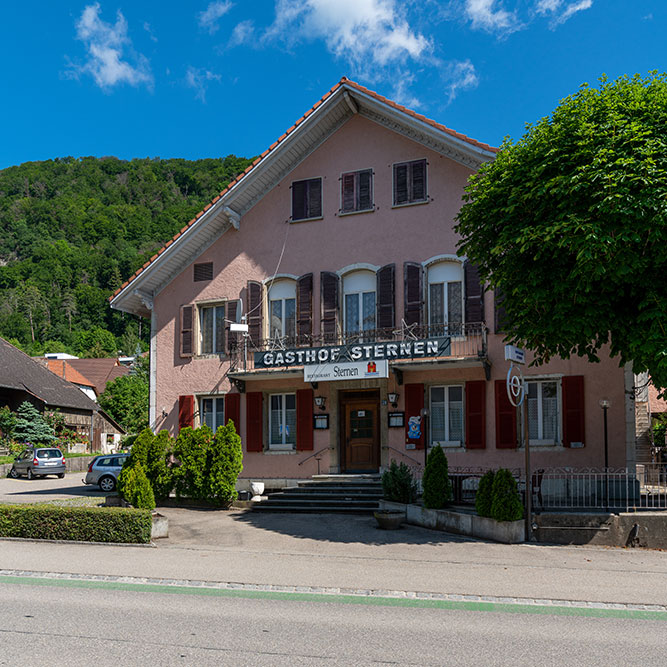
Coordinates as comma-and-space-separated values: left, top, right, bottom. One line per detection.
0, 472, 110, 504
1, 580, 665, 667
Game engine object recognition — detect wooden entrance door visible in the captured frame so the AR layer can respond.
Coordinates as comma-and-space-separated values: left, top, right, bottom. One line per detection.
342, 395, 379, 472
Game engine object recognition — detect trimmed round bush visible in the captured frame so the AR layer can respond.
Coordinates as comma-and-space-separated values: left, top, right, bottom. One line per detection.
490, 468, 524, 522
475, 469, 495, 518
421, 445, 452, 509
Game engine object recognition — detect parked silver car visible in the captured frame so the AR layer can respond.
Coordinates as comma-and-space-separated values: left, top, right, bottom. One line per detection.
9, 447, 66, 479
83, 454, 129, 491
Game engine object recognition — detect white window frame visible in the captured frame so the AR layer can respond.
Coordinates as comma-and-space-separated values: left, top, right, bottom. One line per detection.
199, 396, 225, 431
269, 392, 296, 451
343, 270, 376, 337
267, 280, 297, 340
525, 378, 562, 446
198, 302, 226, 355
429, 384, 464, 447
426, 262, 464, 332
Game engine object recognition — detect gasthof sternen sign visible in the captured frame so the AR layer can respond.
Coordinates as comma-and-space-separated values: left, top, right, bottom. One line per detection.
254, 337, 451, 370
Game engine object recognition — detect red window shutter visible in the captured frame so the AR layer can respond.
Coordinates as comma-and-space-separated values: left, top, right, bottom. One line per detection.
464, 261, 484, 323
405, 383, 425, 450
308, 178, 322, 218
180, 305, 194, 357
358, 169, 372, 210
246, 392, 263, 452
341, 173, 355, 212
376, 264, 395, 330
178, 395, 194, 432
562, 375, 585, 448
320, 271, 340, 343
296, 388, 314, 451
225, 393, 240, 432
495, 380, 517, 449
403, 262, 423, 326
465, 380, 486, 449
247, 281, 262, 348
296, 273, 313, 343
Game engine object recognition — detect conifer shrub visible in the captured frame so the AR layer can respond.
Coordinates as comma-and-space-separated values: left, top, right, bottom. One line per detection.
475, 470, 495, 518
13, 401, 56, 444
382, 460, 418, 504
118, 464, 155, 510
490, 468, 524, 522
171, 426, 212, 500
204, 421, 244, 506
421, 445, 452, 509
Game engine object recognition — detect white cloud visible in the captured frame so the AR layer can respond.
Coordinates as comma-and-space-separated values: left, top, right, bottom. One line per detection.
229, 20, 255, 47
536, 0, 593, 27
185, 66, 221, 102
465, 0, 522, 35
265, 0, 432, 76
444, 59, 479, 102
143, 22, 158, 42
198, 1, 233, 34
71, 3, 152, 90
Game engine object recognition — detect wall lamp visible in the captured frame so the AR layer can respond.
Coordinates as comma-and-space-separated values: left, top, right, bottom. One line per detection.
314, 396, 327, 411
388, 392, 399, 408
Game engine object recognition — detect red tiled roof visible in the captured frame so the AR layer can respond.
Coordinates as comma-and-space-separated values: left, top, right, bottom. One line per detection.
649, 383, 667, 414
110, 77, 497, 302
43, 360, 96, 388
67, 358, 130, 396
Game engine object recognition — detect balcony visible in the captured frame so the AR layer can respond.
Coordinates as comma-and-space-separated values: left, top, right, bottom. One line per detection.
228, 322, 488, 378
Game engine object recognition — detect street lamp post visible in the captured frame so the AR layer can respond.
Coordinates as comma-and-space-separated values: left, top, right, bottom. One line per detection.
599, 398, 611, 510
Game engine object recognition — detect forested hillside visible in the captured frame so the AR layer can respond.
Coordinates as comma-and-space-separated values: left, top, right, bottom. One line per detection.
0, 155, 252, 357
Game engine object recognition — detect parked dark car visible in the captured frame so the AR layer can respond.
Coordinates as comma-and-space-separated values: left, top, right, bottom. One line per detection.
83, 454, 129, 491
9, 447, 66, 479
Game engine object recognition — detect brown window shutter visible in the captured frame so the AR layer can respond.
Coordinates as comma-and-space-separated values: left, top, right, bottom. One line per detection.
225, 393, 240, 432
178, 395, 194, 432
193, 262, 213, 282
376, 264, 395, 330
246, 392, 263, 452
394, 164, 408, 205
403, 262, 423, 326
296, 273, 313, 343
180, 305, 194, 357
296, 388, 314, 451
358, 169, 372, 210
411, 160, 426, 201
292, 180, 307, 220
494, 288, 507, 334
247, 281, 262, 348
226, 300, 238, 354
465, 380, 486, 449
320, 271, 340, 343
495, 379, 517, 449
405, 383, 425, 450
464, 261, 484, 323
562, 375, 585, 448
341, 173, 355, 212
309, 178, 322, 218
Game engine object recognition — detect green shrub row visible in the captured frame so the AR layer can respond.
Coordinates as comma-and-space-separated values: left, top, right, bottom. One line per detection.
0, 505, 152, 543
475, 468, 524, 522
119, 422, 243, 509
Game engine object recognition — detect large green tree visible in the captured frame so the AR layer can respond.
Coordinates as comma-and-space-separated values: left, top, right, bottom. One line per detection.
455, 72, 667, 390
98, 356, 149, 433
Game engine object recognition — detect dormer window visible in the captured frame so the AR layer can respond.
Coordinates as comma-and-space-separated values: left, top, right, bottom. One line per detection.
393, 159, 427, 206
292, 178, 322, 221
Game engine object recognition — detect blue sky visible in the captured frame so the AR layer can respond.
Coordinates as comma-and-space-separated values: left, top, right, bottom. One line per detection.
0, 1, 664, 170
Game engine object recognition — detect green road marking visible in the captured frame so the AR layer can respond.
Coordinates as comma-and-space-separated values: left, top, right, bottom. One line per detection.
1, 574, 665, 621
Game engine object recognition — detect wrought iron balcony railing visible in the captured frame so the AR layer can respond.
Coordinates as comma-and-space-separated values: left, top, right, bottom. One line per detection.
228, 321, 487, 373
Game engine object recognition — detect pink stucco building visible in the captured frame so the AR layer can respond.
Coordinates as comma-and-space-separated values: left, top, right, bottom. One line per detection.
110, 78, 637, 487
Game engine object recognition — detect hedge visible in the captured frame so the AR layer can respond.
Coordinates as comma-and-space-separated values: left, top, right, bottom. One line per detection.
0, 505, 152, 544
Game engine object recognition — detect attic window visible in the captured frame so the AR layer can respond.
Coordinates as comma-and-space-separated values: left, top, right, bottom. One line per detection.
292, 178, 322, 221
194, 262, 213, 282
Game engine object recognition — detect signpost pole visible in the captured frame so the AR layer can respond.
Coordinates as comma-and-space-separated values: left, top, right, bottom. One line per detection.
522, 397, 532, 541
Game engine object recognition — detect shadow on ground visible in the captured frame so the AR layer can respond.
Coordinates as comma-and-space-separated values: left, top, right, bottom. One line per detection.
227, 509, 476, 546
1, 479, 111, 499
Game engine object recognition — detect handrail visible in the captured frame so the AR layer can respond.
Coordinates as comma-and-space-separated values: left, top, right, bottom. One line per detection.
383, 445, 423, 467
298, 446, 331, 466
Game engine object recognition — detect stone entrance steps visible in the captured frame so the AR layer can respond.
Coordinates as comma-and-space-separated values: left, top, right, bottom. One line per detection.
253, 474, 382, 513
